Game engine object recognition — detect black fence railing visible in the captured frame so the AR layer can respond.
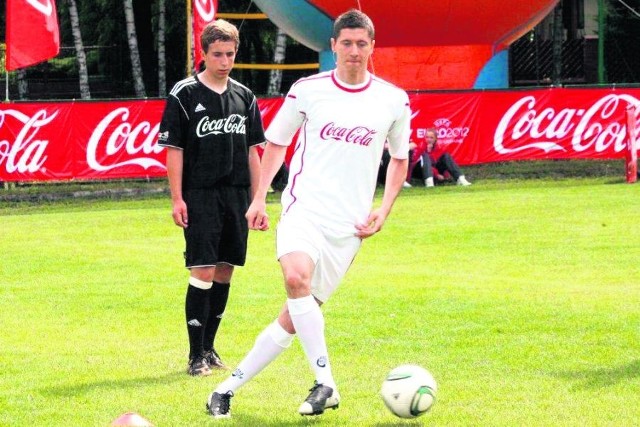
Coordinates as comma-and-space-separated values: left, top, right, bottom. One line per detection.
2, 34, 638, 99
509, 37, 593, 86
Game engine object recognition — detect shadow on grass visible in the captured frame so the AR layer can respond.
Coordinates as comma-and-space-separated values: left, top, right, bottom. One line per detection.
227, 415, 426, 426
371, 422, 427, 426
554, 359, 640, 390
229, 415, 323, 426
41, 370, 185, 396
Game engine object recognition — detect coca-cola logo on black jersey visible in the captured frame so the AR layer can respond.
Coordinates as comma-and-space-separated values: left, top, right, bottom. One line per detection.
196, 114, 247, 137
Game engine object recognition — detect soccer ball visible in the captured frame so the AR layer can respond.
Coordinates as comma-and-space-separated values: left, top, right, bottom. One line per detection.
380, 364, 437, 418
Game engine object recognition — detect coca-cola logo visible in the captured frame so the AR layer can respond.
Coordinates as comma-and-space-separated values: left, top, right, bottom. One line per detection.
87, 107, 164, 171
0, 109, 56, 173
319, 122, 376, 146
494, 94, 640, 154
196, 114, 247, 137
26, 0, 53, 16
194, 0, 215, 22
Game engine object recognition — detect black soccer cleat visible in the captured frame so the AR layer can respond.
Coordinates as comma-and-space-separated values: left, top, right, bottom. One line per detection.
206, 391, 233, 418
187, 356, 212, 377
298, 381, 340, 416
204, 349, 229, 370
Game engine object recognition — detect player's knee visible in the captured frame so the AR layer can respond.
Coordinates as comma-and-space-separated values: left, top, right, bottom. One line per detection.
282, 270, 310, 292
190, 266, 215, 283
214, 263, 234, 282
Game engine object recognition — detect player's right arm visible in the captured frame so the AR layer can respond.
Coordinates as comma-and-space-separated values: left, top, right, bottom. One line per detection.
166, 147, 188, 228
159, 80, 192, 229
247, 80, 304, 230
245, 142, 288, 231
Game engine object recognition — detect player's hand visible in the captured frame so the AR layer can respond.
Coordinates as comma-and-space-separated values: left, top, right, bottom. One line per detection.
246, 199, 269, 231
172, 199, 188, 228
355, 209, 387, 239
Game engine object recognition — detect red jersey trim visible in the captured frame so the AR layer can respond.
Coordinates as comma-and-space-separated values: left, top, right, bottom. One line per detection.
331, 71, 372, 93
284, 119, 309, 214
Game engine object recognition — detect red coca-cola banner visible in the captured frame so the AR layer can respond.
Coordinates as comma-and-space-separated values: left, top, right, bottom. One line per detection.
192, 0, 218, 70
1, 87, 639, 182
410, 87, 640, 165
6, 0, 60, 71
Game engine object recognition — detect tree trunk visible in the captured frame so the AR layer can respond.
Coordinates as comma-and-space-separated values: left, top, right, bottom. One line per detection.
17, 69, 28, 99
132, 0, 155, 92
124, 0, 146, 97
267, 28, 287, 96
66, 0, 91, 99
157, 0, 167, 97
552, 2, 563, 85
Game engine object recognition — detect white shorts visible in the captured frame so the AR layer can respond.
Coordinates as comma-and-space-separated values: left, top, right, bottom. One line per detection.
276, 213, 362, 302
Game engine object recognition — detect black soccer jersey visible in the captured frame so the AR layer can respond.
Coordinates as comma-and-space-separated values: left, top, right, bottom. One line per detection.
158, 75, 265, 189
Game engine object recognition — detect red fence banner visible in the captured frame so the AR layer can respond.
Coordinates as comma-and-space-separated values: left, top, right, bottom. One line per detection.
193, 0, 218, 70
6, 0, 60, 71
409, 87, 640, 165
1, 88, 639, 182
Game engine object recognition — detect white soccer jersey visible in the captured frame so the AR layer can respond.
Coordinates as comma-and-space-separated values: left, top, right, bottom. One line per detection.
265, 70, 411, 236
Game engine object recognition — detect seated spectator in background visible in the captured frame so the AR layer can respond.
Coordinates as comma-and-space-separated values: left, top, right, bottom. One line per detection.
402, 140, 418, 187
379, 141, 415, 188
413, 128, 471, 187
271, 163, 289, 192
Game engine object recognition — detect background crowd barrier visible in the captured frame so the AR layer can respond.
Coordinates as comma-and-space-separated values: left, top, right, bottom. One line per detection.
1, 86, 638, 182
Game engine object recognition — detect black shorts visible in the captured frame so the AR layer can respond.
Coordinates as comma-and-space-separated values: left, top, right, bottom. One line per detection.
183, 186, 250, 268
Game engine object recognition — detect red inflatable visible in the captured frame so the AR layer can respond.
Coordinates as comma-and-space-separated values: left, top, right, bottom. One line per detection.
308, 0, 559, 89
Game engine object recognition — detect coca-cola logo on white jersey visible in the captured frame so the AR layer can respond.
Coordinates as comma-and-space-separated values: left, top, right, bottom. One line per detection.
494, 94, 640, 154
0, 108, 56, 173
194, 0, 215, 22
320, 122, 376, 146
87, 107, 164, 171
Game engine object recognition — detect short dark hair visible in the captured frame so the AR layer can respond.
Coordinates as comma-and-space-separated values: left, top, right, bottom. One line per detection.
332, 9, 375, 40
201, 19, 239, 52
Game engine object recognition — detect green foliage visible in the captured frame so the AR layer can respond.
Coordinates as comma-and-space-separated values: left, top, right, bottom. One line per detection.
47, 56, 78, 76
604, 0, 640, 82
0, 43, 5, 74
1, 177, 639, 426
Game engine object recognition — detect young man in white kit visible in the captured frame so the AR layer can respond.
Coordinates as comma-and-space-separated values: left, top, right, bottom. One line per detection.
207, 8, 411, 418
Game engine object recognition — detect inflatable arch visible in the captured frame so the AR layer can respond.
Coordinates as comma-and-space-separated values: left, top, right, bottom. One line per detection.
253, 0, 560, 90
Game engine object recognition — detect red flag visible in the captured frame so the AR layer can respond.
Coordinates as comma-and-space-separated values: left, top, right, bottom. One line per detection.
193, 0, 218, 71
6, 0, 60, 71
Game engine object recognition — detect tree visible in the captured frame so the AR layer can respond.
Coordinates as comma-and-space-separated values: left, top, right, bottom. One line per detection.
66, 0, 91, 99
123, 0, 145, 97
157, 0, 167, 97
17, 69, 28, 99
132, 0, 156, 92
267, 28, 287, 95
604, 0, 640, 83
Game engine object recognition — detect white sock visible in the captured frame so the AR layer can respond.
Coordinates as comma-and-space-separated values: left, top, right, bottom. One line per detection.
287, 295, 336, 390
215, 320, 294, 394
188, 276, 212, 289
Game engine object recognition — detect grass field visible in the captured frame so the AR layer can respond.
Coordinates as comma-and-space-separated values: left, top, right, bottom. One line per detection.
1, 176, 639, 426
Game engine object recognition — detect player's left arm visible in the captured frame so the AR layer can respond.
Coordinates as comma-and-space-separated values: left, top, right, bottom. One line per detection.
356, 156, 407, 238
248, 145, 261, 201
356, 94, 411, 239
245, 93, 266, 202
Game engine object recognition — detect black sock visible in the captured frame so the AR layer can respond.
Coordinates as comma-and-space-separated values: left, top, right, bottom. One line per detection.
203, 282, 231, 352
185, 284, 210, 360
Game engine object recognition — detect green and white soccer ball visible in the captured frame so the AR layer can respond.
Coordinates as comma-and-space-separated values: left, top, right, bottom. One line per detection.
380, 364, 437, 418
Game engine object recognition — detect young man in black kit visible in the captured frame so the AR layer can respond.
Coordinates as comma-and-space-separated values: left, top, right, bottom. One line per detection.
157, 19, 265, 376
